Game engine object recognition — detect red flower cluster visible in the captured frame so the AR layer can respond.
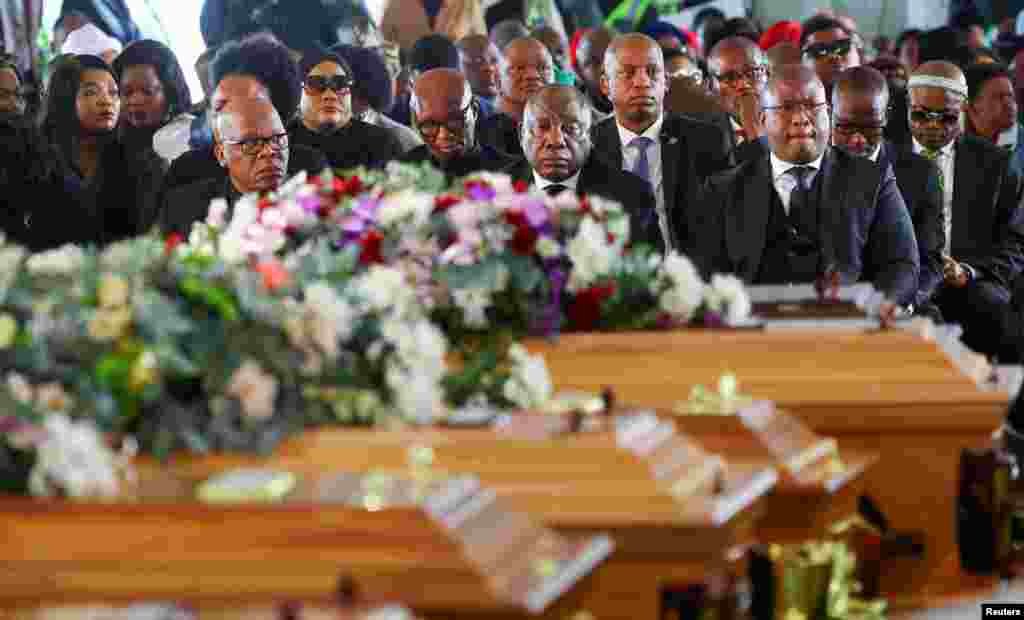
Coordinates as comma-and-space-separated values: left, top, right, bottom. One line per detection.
503, 210, 538, 256
513, 179, 529, 194
358, 230, 385, 265
164, 233, 184, 256
433, 194, 461, 213
568, 283, 615, 330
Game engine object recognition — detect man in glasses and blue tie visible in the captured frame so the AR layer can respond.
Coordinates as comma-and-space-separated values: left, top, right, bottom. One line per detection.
903, 60, 1024, 357
590, 33, 732, 254
690, 64, 919, 307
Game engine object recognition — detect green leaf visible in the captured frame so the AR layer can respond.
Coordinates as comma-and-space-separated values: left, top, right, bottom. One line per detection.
503, 253, 544, 293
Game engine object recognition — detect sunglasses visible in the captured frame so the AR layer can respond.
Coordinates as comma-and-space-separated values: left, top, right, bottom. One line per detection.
304, 75, 353, 95
910, 109, 960, 125
416, 102, 474, 139
802, 39, 853, 60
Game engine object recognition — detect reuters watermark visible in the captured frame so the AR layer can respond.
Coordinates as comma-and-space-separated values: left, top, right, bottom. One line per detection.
984, 604, 1024, 616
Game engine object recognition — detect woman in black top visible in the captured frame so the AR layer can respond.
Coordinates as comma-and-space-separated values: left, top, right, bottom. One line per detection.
36, 54, 163, 247
112, 39, 192, 161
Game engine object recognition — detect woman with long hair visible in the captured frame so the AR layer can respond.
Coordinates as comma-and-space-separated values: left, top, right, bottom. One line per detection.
38, 54, 163, 246
112, 39, 193, 160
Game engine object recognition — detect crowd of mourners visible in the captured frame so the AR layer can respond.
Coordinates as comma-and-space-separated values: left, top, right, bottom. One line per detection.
4, 1, 1024, 361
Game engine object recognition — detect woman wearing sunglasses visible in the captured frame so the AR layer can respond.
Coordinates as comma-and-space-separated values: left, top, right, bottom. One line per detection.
288, 49, 402, 171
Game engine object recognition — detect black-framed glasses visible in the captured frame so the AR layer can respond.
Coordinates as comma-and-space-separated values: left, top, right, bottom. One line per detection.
711, 65, 766, 85
304, 75, 353, 95
763, 101, 828, 117
802, 38, 853, 60
415, 103, 473, 139
910, 108, 960, 125
833, 121, 886, 140
221, 132, 289, 157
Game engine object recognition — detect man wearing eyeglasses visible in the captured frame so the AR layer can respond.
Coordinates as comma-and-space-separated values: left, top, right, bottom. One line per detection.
159, 98, 289, 236
288, 50, 402, 171
707, 37, 771, 161
478, 37, 555, 158
400, 68, 515, 180
591, 33, 732, 254
690, 65, 919, 307
799, 15, 861, 101
831, 66, 944, 316
504, 85, 656, 245
903, 60, 1024, 356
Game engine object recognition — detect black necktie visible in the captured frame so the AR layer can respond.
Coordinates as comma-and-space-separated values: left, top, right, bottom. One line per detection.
787, 166, 813, 220
545, 183, 568, 197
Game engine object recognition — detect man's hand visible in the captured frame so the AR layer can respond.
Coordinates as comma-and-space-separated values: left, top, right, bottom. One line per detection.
943, 254, 970, 288
736, 92, 764, 140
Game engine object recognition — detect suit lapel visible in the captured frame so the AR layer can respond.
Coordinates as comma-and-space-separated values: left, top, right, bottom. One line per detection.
593, 119, 624, 169
660, 119, 681, 216
727, 157, 773, 279
817, 149, 842, 272
952, 138, 971, 254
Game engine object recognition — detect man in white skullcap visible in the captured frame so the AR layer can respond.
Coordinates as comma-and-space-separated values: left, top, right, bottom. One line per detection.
905, 60, 1024, 357
61, 23, 122, 64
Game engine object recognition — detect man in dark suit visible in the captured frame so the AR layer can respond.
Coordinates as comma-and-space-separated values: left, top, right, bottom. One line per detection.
831, 66, 945, 314
690, 65, 920, 306
905, 60, 1024, 354
706, 36, 771, 162
160, 98, 288, 236
477, 37, 555, 158
400, 69, 516, 181
503, 85, 659, 247
591, 33, 733, 253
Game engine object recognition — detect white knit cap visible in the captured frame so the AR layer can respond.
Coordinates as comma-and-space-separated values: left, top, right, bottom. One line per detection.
61, 23, 123, 58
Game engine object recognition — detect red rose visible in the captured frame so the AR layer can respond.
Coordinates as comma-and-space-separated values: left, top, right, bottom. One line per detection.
257, 197, 274, 211
578, 197, 592, 214
504, 210, 538, 255
358, 230, 385, 265
568, 283, 615, 330
513, 179, 530, 193
164, 233, 184, 255
434, 194, 461, 212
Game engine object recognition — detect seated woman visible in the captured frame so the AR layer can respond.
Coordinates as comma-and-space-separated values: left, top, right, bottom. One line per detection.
33, 54, 163, 247
112, 39, 193, 162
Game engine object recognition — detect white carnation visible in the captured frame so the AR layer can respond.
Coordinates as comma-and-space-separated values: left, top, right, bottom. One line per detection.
452, 287, 492, 328
29, 413, 122, 499
226, 360, 279, 422
535, 236, 561, 260
658, 252, 705, 322
380, 317, 448, 424
706, 273, 751, 323
503, 344, 553, 409
206, 198, 229, 228
355, 265, 416, 315
376, 190, 434, 228
26, 244, 84, 277
566, 216, 617, 292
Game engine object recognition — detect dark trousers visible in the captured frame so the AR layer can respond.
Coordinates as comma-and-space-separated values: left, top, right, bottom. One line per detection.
935, 280, 1012, 358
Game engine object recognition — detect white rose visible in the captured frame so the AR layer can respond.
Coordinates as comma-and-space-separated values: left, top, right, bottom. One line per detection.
566, 216, 616, 292
502, 344, 553, 409
658, 252, 705, 322
708, 273, 751, 323
29, 413, 121, 499
25, 244, 84, 277
355, 266, 416, 315
226, 360, 279, 422
377, 191, 434, 228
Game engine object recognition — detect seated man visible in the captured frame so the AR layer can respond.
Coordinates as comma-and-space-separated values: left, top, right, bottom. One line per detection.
690, 65, 919, 306
903, 60, 1024, 354
503, 85, 658, 248
831, 66, 944, 314
159, 98, 288, 235
289, 49, 402, 170
400, 69, 515, 180
477, 37, 555, 158
706, 37, 770, 154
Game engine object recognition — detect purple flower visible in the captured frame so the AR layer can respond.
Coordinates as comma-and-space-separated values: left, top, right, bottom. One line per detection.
298, 193, 321, 214
522, 198, 550, 229
466, 183, 497, 202
531, 265, 566, 337
703, 311, 725, 328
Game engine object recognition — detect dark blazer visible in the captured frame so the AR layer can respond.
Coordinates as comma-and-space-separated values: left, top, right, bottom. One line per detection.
503, 156, 659, 246
946, 135, 1024, 288
690, 147, 920, 305
590, 113, 733, 248
877, 140, 945, 306
399, 143, 516, 181
161, 143, 328, 196
477, 112, 522, 158
159, 176, 240, 237
287, 118, 402, 171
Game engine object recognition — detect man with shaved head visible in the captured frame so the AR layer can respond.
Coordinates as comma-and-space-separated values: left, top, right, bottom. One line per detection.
591, 33, 732, 253
478, 37, 555, 157
691, 65, 920, 306
504, 85, 656, 244
400, 68, 514, 179
457, 35, 501, 103
160, 98, 290, 235
832, 66, 944, 314
575, 27, 615, 117
904, 60, 1024, 354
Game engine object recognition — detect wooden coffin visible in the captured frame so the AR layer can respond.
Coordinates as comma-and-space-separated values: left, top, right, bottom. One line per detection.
522, 327, 1011, 608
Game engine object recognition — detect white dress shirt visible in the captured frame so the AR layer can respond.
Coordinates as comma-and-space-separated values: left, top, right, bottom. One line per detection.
730, 117, 746, 145
533, 170, 581, 193
769, 152, 825, 214
617, 116, 668, 246
913, 138, 955, 254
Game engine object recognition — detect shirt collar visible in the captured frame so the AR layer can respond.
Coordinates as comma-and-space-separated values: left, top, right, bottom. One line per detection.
867, 143, 882, 162
533, 169, 581, 191
617, 115, 664, 148
770, 150, 826, 182
912, 137, 955, 158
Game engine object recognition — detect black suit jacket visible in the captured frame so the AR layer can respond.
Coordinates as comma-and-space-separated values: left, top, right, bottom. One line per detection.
161, 143, 328, 196
159, 176, 239, 237
590, 114, 733, 249
287, 119, 402, 171
877, 141, 945, 306
503, 156, 659, 246
399, 144, 516, 181
945, 135, 1024, 288
691, 148, 920, 305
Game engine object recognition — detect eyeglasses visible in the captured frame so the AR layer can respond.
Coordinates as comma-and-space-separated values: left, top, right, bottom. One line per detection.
711, 65, 766, 85
462, 54, 498, 68
668, 69, 704, 86
507, 62, 553, 76
910, 109, 960, 125
221, 132, 289, 157
525, 117, 587, 140
833, 121, 886, 140
304, 75, 353, 95
802, 39, 853, 60
763, 101, 828, 117
416, 103, 473, 139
